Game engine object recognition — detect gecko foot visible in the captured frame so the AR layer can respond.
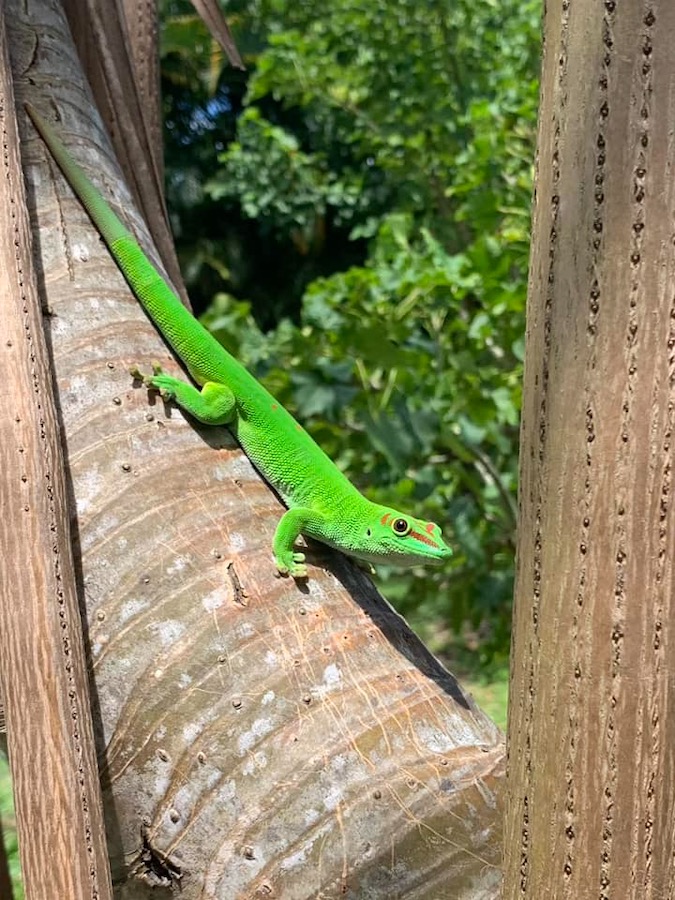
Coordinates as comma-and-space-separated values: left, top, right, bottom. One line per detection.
130, 364, 177, 401
276, 551, 308, 580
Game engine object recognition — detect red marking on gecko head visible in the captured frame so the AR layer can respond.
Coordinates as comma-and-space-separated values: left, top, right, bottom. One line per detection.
425, 522, 435, 535
380, 513, 392, 526
410, 529, 440, 548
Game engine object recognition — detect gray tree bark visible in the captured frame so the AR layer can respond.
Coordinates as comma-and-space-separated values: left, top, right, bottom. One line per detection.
505, 0, 675, 896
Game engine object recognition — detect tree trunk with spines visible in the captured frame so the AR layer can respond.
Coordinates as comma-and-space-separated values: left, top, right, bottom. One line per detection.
505, 0, 675, 897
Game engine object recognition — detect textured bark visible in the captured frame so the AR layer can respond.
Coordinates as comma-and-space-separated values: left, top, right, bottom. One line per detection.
0, 9, 113, 900
121, 0, 164, 172
505, 0, 675, 897
13, 1, 505, 897
63, 0, 188, 304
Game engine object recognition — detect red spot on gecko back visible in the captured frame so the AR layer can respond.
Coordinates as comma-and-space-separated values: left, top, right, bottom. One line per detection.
271, 403, 278, 410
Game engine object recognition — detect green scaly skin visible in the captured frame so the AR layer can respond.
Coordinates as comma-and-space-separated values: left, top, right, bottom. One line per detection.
27, 104, 453, 578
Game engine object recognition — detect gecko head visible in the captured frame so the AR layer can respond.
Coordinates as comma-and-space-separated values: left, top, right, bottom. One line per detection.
349, 506, 453, 568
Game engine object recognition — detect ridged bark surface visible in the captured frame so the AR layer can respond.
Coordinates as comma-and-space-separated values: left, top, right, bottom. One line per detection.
0, 6, 113, 898
505, 1, 675, 897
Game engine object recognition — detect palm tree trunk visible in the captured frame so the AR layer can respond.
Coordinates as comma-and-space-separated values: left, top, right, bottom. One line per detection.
0, 8, 113, 898
505, 0, 675, 895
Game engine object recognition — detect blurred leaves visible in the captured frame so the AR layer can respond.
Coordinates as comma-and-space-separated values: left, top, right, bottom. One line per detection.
161, 0, 541, 658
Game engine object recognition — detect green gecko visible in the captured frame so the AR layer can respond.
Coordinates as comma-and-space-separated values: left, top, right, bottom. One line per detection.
26, 104, 453, 578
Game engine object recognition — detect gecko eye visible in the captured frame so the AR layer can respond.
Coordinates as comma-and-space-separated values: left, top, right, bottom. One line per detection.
392, 518, 411, 536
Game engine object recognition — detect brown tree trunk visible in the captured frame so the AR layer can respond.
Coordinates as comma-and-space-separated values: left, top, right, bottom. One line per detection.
11, 1, 505, 897
0, 9, 113, 900
62, 0, 187, 304
505, 0, 675, 896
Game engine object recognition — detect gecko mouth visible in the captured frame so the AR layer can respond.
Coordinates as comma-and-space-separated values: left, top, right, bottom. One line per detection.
416, 545, 454, 564
349, 543, 453, 567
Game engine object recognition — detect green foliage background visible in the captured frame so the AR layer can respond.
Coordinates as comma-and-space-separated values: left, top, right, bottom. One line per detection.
161, 0, 541, 662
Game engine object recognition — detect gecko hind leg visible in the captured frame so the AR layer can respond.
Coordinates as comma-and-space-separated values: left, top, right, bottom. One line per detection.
131, 363, 236, 425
